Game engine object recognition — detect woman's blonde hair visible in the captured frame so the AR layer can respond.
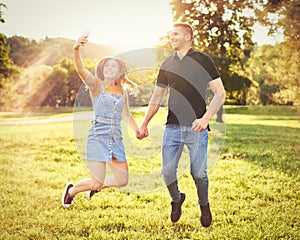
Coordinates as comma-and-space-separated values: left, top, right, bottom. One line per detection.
95, 57, 138, 90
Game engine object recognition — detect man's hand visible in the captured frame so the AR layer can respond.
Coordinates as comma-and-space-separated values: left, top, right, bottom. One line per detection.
191, 117, 209, 132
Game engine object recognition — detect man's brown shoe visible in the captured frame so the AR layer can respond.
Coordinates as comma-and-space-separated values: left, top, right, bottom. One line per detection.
200, 203, 212, 227
170, 193, 186, 222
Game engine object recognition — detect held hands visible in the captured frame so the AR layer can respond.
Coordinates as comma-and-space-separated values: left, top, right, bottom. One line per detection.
135, 125, 149, 140
73, 31, 89, 50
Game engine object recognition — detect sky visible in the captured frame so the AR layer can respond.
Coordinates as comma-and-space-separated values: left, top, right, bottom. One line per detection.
1, 0, 283, 50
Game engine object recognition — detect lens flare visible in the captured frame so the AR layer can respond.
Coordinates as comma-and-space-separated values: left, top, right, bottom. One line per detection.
6, 48, 62, 114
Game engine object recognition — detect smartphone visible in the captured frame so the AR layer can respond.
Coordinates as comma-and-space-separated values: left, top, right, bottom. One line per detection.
82, 31, 90, 38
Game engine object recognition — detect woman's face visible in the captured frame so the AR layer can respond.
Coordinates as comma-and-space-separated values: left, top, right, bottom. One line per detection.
103, 59, 121, 80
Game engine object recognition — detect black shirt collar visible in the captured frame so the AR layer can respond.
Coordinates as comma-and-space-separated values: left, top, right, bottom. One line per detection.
173, 48, 195, 60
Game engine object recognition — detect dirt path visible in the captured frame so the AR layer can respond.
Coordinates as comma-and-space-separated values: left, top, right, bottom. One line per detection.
0, 112, 93, 125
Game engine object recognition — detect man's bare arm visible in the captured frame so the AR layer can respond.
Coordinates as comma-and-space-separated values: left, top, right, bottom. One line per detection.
192, 77, 226, 131
139, 86, 166, 138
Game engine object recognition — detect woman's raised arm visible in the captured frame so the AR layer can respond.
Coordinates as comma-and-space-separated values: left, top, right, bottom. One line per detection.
73, 33, 96, 91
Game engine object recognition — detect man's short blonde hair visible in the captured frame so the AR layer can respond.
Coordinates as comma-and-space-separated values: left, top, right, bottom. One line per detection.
173, 22, 194, 42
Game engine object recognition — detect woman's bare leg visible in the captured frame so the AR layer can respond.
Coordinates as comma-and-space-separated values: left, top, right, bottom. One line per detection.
68, 161, 106, 197
99, 157, 128, 191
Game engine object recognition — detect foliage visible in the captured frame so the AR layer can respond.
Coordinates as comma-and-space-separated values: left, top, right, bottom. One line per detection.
0, 2, 6, 23
127, 69, 159, 106
4, 65, 53, 110
167, 0, 300, 108
0, 35, 121, 110
246, 43, 300, 110
0, 33, 20, 109
1, 35, 159, 110
0, 106, 299, 239
279, 0, 300, 48
7, 36, 41, 67
256, 0, 300, 48
1, 0, 299, 109
253, 0, 300, 113
0, 34, 19, 87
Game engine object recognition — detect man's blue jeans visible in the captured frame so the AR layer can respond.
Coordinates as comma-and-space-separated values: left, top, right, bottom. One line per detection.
162, 124, 209, 206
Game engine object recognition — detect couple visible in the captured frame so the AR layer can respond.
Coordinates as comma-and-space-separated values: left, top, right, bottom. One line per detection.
62, 22, 225, 228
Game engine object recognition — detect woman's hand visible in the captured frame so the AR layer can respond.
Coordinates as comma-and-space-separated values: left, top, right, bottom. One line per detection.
73, 31, 89, 50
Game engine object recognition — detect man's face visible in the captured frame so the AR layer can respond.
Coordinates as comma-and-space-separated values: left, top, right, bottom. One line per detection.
170, 26, 189, 50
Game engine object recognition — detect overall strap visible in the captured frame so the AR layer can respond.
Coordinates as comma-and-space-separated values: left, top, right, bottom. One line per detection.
100, 82, 105, 94
122, 88, 126, 96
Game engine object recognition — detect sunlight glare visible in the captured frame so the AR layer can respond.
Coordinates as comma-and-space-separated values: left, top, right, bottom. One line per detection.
9, 50, 58, 112
84, 1, 173, 49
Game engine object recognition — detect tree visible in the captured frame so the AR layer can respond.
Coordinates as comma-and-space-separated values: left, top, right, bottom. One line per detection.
0, 34, 12, 80
59, 57, 84, 106
255, 0, 300, 115
0, 2, 6, 23
0, 4, 18, 82
246, 44, 276, 105
41, 65, 68, 107
256, 0, 300, 48
7, 36, 42, 67
1, 64, 52, 110
0, 34, 19, 90
246, 43, 300, 106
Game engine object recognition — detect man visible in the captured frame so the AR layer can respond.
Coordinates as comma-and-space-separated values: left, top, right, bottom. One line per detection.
138, 22, 226, 227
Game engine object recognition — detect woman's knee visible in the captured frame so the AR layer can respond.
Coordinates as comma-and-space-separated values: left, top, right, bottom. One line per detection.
90, 180, 103, 190
118, 179, 128, 187
111, 158, 128, 187
116, 174, 128, 187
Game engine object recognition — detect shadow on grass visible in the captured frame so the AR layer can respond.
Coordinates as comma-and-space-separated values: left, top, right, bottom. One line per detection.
223, 123, 300, 176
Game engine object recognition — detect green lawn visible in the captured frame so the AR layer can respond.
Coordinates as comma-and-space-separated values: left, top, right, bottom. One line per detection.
0, 106, 299, 239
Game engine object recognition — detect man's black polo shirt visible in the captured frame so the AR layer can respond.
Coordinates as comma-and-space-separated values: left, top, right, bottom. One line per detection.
156, 48, 220, 126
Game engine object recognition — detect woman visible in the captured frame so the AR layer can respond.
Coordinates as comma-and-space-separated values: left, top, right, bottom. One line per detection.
62, 33, 140, 208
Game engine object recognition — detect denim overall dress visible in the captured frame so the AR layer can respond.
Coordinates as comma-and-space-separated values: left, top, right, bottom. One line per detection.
86, 83, 126, 162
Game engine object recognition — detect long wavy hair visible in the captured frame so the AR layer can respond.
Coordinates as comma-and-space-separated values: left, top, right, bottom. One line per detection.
95, 57, 138, 90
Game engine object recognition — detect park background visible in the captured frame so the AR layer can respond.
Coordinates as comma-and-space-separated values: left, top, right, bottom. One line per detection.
0, 0, 299, 239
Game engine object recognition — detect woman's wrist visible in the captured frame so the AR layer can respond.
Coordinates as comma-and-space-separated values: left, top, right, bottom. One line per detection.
73, 43, 80, 50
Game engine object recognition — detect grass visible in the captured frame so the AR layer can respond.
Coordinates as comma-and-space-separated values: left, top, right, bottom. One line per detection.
0, 106, 299, 239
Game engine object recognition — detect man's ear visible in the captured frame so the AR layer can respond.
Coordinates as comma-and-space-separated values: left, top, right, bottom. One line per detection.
185, 34, 191, 42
